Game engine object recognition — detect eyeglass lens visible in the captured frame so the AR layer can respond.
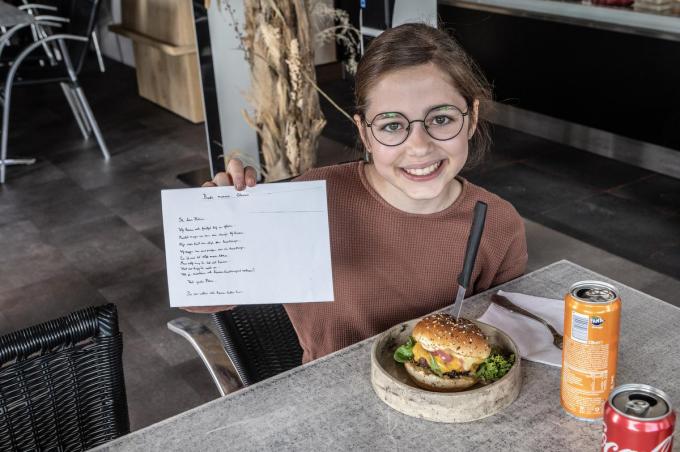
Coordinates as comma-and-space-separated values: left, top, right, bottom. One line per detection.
369, 105, 466, 146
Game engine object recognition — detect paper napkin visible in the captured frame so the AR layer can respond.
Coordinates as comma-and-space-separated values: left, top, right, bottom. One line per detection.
477, 290, 564, 367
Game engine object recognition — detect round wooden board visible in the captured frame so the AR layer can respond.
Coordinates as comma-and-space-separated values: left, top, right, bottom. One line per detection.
371, 318, 522, 423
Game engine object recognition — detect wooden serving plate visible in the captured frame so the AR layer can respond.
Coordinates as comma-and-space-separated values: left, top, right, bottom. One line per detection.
371, 318, 522, 423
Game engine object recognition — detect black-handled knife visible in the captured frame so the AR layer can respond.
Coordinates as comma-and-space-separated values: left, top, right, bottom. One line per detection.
454, 201, 488, 320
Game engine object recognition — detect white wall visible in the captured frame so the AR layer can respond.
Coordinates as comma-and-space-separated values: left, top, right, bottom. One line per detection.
207, 0, 261, 169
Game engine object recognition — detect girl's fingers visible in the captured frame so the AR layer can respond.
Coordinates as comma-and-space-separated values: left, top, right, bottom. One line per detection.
212, 171, 232, 186
227, 159, 246, 190
244, 166, 258, 186
201, 160, 256, 189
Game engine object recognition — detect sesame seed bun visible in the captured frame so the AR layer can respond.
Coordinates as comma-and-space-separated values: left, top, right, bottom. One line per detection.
412, 314, 491, 360
404, 361, 478, 391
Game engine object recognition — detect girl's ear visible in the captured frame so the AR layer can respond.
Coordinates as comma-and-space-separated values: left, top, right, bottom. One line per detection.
354, 114, 371, 152
467, 99, 480, 140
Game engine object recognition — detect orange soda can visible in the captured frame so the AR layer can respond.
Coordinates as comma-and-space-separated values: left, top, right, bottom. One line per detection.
561, 280, 621, 421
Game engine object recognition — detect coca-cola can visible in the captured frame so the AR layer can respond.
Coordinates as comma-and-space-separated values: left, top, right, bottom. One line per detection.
602, 384, 676, 452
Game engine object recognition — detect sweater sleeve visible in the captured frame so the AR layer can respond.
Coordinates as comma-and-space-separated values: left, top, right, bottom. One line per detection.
491, 215, 528, 287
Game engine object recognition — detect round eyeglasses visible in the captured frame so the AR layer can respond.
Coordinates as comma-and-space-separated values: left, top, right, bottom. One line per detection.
364, 104, 469, 147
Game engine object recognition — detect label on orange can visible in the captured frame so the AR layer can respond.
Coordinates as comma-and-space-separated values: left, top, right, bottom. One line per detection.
560, 281, 621, 421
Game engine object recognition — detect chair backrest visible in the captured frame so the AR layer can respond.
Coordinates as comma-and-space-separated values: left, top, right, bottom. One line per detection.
0, 303, 129, 451
212, 305, 303, 387
14, 0, 102, 75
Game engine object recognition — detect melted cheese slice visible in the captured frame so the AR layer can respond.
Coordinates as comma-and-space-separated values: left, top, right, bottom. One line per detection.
412, 342, 482, 373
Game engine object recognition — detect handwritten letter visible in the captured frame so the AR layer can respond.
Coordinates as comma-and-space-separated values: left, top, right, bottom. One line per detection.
161, 181, 334, 307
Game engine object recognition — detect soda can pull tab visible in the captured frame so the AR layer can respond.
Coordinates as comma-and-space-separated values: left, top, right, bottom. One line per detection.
625, 399, 651, 416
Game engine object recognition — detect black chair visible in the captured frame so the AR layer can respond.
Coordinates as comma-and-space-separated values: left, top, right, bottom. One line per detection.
212, 305, 303, 386
168, 305, 303, 395
0, 303, 129, 451
0, 0, 109, 184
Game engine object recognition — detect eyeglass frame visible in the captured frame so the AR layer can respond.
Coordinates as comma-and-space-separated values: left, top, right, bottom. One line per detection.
362, 104, 470, 147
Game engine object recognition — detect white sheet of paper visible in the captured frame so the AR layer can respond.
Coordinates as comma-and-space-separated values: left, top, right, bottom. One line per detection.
161, 181, 334, 307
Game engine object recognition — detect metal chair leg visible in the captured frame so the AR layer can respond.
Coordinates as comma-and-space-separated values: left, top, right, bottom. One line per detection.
0, 88, 37, 180
1, 60, 13, 184
0, 79, 35, 184
69, 84, 92, 134
91, 30, 105, 73
167, 317, 243, 396
72, 85, 109, 160
60, 82, 90, 139
57, 38, 110, 161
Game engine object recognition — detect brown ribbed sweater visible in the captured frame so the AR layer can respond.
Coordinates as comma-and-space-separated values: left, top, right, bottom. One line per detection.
285, 161, 527, 363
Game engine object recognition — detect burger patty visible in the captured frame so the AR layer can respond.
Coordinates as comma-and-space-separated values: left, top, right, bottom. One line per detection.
416, 358, 471, 379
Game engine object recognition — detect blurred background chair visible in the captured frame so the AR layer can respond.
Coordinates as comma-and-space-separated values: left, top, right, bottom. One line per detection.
0, 303, 129, 451
168, 304, 303, 395
0, 0, 108, 184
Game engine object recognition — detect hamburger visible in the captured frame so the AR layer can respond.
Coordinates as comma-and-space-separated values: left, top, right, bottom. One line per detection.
393, 314, 492, 391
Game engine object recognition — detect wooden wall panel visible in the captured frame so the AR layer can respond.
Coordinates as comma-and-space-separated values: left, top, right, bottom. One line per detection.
122, 0, 195, 46
114, 0, 204, 123
133, 45, 204, 123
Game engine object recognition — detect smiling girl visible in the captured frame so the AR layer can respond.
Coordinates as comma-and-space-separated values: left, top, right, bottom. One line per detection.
191, 23, 527, 363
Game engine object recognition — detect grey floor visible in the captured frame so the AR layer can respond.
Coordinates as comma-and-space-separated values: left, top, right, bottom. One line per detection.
1, 58, 679, 431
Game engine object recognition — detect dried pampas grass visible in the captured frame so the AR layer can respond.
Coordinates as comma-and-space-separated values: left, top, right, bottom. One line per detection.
309, 1, 359, 75
220, 0, 326, 181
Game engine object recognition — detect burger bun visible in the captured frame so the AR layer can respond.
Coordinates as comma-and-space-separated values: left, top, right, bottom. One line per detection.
411, 315, 490, 360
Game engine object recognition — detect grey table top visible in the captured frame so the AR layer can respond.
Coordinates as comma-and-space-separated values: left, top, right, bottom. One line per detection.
97, 260, 680, 451
0, 1, 32, 28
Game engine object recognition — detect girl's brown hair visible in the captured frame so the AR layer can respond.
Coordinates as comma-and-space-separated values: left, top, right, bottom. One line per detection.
354, 23, 492, 167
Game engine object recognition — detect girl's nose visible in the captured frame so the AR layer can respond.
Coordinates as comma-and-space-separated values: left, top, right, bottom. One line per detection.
406, 122, 433, 154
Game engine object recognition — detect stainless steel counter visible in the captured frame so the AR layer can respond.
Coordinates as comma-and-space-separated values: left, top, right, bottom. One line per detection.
441, 0, 680, 41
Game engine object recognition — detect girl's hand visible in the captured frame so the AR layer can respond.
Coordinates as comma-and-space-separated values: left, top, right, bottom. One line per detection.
202, 158, 258, 190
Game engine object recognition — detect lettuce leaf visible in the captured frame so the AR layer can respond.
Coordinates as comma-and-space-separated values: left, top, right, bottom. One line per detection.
475, 352, 515, 382
428, 355, 443, 376
393, 336, 416, 363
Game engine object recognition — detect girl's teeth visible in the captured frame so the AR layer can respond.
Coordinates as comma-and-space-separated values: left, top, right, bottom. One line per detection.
404, 161, 441, 176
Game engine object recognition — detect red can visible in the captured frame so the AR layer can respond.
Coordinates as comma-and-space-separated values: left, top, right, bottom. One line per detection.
602, 384, 676, 452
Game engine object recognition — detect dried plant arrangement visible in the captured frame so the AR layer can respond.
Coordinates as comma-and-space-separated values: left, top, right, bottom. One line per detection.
309, 1, 360, 76
217, 0, 359, 181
